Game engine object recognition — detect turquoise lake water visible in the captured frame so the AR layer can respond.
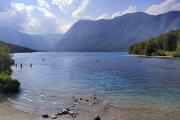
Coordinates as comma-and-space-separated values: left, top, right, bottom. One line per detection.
9, 52, 180, 113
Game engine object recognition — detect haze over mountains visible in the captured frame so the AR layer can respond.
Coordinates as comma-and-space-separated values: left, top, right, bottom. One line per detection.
0, 27, 62, 51
56, 11, 180, 52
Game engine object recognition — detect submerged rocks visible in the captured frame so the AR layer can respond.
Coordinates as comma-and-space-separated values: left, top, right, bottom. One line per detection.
42, 108, 77, 119
42, 96, 99, 119
62, 108, 69, 114
72, 96, 79, 102
68, 110, 74, 115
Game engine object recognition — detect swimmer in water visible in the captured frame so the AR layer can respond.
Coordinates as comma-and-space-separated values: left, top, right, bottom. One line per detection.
20, 63, 23, 69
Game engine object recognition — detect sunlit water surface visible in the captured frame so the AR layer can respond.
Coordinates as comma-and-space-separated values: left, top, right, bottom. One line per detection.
8, 52, 180, 113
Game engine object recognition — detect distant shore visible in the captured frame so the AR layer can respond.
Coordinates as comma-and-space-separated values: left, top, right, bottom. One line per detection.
139, 55, 174, 58
130, 54, 179, 59
1, 96, 180, 120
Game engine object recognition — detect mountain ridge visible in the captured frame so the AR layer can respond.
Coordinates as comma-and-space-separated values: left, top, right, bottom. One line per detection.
56, 11, 180, 52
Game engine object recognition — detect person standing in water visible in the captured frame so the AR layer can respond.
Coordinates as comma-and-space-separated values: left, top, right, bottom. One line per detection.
42, 57, 45, 61
20, 63, 23, 69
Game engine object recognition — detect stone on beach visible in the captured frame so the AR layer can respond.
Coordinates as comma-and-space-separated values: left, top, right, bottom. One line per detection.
94, 115, 100, 120
62, 109, 69, 114
42, 114, 49, 118
51, 115, 57, 119
85, 99, 89, 102
68, 110, 74, 115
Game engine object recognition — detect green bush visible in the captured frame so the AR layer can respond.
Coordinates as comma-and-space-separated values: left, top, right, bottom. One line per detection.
173, 52, 180, 57
0, 45, 20, 94
0, 72, 20, 94
0, 45, 12, 73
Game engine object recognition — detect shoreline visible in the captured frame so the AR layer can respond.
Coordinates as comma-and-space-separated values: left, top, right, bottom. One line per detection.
1, 96, 180, 120
0, 101, 42, 120
131, 54, 179, 59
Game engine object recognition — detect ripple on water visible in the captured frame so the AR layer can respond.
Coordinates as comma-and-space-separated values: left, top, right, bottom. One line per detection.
10, 52, 180, 113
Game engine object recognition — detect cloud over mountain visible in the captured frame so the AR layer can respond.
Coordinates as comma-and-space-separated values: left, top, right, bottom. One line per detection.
0, 1, 62, 34
146, 0, 180, 15
0, 0, 179, 35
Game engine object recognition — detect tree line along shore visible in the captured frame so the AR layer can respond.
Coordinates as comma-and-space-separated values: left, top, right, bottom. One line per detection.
128, 30, 180, 57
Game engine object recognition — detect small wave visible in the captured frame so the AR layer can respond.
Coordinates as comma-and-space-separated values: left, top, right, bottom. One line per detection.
26, 99, 33, 102
20, 96, 27, 99
7, 98, 33, 107
12, 105, 34, 112
25, 90, 31, 93
39, 100, 48, 103
51, 102, 57, 104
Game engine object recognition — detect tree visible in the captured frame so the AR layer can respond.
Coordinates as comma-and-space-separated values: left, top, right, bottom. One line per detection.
0, 45, 12, 73
0, 45, 20, 94
176, 41, 180, 52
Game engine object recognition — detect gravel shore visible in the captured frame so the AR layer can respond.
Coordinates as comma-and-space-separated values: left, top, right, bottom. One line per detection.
0, 96, 180, 120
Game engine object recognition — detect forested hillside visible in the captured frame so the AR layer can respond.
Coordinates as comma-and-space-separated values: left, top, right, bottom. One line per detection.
0, 41, 36, 53
128, 30, 180, 57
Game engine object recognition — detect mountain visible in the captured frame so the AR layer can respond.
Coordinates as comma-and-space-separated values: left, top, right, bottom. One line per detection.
0, 28, 62, 51
56, 11, 180, 52
128, 29, 180, 57
0, 41, 36, 53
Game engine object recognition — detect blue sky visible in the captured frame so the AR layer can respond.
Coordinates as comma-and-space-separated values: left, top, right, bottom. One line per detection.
0, 0, 179, 34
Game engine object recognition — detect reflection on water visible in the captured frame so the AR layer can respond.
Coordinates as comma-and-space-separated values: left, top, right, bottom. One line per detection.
9, 52, 180, 113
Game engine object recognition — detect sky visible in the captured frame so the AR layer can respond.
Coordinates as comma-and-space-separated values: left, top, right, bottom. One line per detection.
0, 0, 179, 35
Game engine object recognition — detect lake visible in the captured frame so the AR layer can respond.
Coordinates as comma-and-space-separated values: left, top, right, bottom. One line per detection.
9, 52, 180, 113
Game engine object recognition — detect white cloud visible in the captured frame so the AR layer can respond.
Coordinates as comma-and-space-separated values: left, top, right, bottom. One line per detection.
83, 15, 94, 20
146, 0, 180, 15
0, 2, 62, 34
72, 0, 91, 18
112, 6, 137, 18
60, 21, 74, 33
96, 13, 108, 20
51, 0, 74, 13
37, 0, 50, 9
172, 2, 180, 9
